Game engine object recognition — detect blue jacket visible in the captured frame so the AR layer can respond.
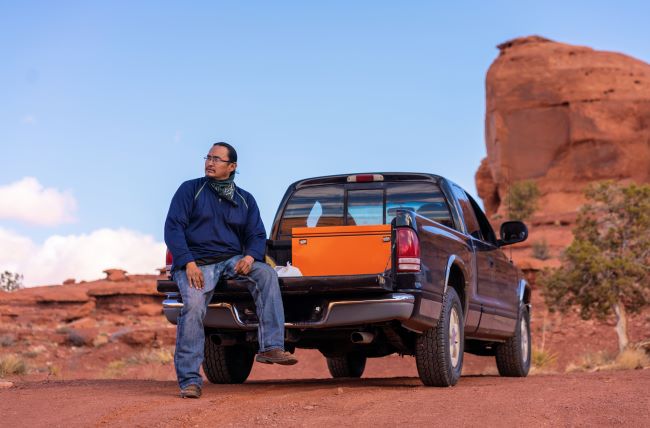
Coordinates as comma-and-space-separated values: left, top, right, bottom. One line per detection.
164, 177, 267, 271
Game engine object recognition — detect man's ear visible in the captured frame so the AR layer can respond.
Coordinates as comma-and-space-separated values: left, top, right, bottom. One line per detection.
229, 162, 237, 175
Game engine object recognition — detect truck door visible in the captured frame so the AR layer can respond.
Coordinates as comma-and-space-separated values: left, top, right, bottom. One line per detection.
449, 185, 491, 334
466, 194, 519, 337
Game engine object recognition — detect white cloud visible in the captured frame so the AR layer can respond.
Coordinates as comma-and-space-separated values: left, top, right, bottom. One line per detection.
0, 177, 77, 226
0, 227, 166, 287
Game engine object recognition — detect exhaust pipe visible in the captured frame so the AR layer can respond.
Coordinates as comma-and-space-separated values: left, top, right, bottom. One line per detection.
351, 331, 374, 344
209, 334, 237, 346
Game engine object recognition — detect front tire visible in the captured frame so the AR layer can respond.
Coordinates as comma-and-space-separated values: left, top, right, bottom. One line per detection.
326, 352, 367, 378
495, 305, 531, 377
203, 338, 255, 384
416, 287, 464, 386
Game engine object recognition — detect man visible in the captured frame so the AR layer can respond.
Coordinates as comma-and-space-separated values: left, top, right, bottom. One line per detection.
164, 142, 297, 399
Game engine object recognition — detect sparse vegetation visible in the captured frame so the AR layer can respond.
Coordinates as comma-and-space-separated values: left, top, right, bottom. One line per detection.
505, 180, 540, 221
103, 360, 127, 378
566, 348, 649, 373
614, 348, 650, 370
47, 364, 61, 378
531, 347, 558, 370
0, 271, 24, 292
0, 354, 27, 377
126, 348, 174, 365
565, 351, 616, 373
541, 181, 650, 353
102, 347, 174, 378
531, 239, 551, 260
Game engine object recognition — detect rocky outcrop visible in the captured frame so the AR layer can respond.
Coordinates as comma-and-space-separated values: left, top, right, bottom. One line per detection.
103, 269, 128, 282
0, 272, 163, 324
478, 35, 650, 221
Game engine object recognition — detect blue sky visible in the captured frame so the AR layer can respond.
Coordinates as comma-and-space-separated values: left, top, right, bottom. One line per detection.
2, 1, 649, 285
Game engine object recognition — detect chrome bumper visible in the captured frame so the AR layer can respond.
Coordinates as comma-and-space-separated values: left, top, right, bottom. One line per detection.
162, 293, 415, 330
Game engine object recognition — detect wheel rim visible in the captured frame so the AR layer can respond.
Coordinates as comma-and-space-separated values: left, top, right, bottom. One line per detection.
449, 307, 460, 368
520, 316, 529, 363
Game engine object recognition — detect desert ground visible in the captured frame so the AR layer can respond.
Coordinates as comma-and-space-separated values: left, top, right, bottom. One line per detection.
1, 363, 649, 427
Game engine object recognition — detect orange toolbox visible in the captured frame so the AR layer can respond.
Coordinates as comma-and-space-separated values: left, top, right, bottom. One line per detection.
291, 224, 392, 277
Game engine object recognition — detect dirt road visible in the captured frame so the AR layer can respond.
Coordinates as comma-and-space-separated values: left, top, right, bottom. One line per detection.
2, 369, 648, 427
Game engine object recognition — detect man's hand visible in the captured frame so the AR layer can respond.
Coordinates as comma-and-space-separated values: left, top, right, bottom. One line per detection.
186, 261, 204, 289
234, 255, 255, 276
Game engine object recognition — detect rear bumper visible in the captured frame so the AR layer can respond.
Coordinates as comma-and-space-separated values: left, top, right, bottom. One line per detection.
162, 293, 415, 330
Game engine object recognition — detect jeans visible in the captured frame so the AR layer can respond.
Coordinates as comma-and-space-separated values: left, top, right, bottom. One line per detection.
173, 255, 285, 389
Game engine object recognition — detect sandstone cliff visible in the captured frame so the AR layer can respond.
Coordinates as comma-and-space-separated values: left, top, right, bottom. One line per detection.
477, 36, 650, 268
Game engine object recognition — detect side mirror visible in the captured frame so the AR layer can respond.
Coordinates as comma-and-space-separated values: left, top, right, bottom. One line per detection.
498, 221, 528, 247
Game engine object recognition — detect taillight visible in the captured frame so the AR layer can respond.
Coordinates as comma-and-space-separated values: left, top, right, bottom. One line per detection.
165, 249, 173, 275
396, 228, 421, 272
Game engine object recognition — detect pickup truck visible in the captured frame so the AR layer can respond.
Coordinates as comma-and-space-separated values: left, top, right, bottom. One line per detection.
157, 172, 531, 387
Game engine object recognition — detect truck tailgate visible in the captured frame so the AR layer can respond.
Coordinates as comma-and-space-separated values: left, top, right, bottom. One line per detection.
291, 224, 392, 276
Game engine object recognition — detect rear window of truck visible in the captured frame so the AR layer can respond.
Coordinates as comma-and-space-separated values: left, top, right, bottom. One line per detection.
278, 182, 453, 238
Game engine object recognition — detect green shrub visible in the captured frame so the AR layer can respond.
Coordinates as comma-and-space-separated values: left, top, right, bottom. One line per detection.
541, 181, 650, 354
505, 180, 540, 221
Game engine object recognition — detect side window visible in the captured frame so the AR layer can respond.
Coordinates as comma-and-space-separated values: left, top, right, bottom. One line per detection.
347, 189, 383, 225
468, 195, 497, 245
278, 185, 344, 237
451, 184, 482, 238
386, 183, 454, 228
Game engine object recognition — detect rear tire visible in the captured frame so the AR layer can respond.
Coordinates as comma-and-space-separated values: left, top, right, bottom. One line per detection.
495, 305, 531, 377
416, 288, 464, 386
326, 352, 367, 378
203, 337, 255, 384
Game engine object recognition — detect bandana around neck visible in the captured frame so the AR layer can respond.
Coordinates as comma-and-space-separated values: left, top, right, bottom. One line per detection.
208, 175, 236, 205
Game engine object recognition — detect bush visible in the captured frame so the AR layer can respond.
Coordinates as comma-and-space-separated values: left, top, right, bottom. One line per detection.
505, 180, 540, 221
0, 271, 24, 292
531, 347, 558, 369
614, 349, 649, 370
0, 354, 27, 377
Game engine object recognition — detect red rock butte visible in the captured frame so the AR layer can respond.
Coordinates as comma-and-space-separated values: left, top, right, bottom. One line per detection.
476, 35, 650, 221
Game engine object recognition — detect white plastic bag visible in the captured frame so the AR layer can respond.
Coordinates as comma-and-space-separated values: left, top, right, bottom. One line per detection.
274, 262, 303, 277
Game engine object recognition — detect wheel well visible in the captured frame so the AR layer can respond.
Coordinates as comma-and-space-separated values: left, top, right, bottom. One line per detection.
523, 284, 532, 310
447, 265, 466, 314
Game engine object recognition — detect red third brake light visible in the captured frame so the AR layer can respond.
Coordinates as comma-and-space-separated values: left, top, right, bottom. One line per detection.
347, 174, 384, 183
396, 228, 421, 272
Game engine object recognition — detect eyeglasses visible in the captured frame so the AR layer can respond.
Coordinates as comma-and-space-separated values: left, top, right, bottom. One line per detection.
204, 155, 232, 164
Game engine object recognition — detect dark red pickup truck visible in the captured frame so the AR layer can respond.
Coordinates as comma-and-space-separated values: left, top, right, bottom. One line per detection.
158, 173, 531, 386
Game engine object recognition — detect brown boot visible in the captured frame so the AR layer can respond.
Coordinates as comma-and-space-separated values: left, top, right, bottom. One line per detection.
179, 384, 202, 399
255, 349, 298, 365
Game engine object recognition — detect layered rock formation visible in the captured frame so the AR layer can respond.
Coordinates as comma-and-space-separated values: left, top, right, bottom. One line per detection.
477, 35, 650, 220
477, 36, 650, 268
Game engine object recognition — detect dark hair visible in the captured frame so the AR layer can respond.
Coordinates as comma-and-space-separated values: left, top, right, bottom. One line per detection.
212, 142, 237, 163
